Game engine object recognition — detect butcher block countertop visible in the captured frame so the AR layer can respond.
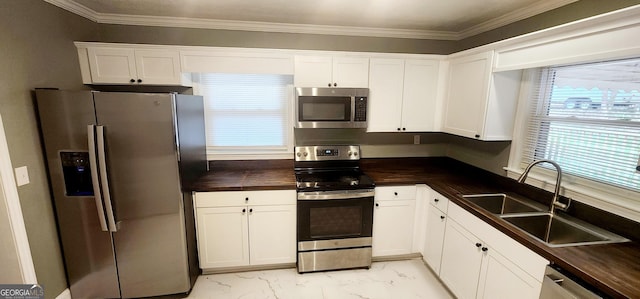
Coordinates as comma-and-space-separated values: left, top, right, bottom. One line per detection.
193, 157, 640, 298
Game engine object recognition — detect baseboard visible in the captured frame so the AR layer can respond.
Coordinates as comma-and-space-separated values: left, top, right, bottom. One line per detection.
201, 263, 296, 275
55, 288, 71, 299
372, 252, 422, 262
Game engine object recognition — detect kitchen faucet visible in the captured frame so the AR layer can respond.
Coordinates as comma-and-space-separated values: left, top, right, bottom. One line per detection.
517, 160, 570, 214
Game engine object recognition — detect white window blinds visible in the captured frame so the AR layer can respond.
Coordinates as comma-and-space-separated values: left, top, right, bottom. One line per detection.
522, 58, 640, 192
194, 73, 294, 157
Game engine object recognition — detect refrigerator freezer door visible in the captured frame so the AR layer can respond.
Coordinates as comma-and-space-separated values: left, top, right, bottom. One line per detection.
94, 92, 191, 298
35, 90, 120, 299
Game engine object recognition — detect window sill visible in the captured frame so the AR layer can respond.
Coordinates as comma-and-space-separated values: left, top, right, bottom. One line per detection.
504, 167, 640, 223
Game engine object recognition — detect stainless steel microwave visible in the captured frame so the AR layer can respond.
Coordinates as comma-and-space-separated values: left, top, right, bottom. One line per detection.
295, 87, 369, 128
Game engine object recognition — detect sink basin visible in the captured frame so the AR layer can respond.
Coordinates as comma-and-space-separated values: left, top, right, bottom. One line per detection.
462, 193, 545, 215
501, 213, 630, 247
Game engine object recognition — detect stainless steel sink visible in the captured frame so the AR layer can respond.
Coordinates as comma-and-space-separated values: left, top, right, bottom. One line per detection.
462, 193, 546, 215
462, 193, 629, 247
501, 212, 629, 247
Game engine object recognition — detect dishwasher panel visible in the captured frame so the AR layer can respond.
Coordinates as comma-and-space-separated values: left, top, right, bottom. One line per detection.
540, 265, 603, 299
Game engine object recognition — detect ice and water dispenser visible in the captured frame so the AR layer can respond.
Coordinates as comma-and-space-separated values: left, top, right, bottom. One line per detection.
60, 151, 94, 196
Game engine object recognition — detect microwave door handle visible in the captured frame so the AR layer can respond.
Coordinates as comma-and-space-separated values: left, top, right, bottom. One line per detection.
96, 125, 118, 232
87, 125, 108, 232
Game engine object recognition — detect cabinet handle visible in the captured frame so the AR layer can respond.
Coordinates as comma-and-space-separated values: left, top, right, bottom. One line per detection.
394, 192, 398, 196
130, 79, 135, 83
440, 215, 445, 220
475, 243, 482, 247
482, 247, 488, 252
402, 128, 406, 131
242, 208, 246, 213
137, 79, 142, 83
434, 198, 439, 202
475, 134, 480, 138
249, 208, 253, 213
375, 203, 379, 207
245, 197, 249, 201
397, 128, 401, 131
333, 83, 337, 87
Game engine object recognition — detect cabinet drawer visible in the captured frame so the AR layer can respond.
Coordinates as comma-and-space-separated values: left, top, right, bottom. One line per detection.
430, 192, 449, 213
195, 190, 296, 208
375, 185, 417, 200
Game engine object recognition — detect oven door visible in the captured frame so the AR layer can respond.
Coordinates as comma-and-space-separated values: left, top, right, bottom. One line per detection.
297, 190, 374, 243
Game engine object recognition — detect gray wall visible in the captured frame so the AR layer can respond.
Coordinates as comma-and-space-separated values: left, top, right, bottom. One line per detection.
95, 1, 640, 55
96, 25, 457, 54
0, 1, 98, 297
457, 0, 640, 51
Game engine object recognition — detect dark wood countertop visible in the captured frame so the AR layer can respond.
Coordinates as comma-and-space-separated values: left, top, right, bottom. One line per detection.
191, 160, 296, 191
193, 157, 640, 298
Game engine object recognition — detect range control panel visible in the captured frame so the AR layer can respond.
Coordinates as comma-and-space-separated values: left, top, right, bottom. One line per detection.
295, 145, 360, 161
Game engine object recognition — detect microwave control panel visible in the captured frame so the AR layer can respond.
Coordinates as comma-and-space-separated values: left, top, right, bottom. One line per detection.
354, 97, 367, 122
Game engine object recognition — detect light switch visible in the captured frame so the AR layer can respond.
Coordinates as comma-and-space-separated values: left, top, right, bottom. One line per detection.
14, 166, 29, 186
413, 135, 420, 145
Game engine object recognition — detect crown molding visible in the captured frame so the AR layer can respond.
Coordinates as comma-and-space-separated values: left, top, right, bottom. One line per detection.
44, 0, 577, 40
458, 0, 579, 39
44, 0, 98, 22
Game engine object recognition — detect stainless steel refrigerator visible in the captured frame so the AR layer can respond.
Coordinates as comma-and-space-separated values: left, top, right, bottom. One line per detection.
35, 90, 205, 298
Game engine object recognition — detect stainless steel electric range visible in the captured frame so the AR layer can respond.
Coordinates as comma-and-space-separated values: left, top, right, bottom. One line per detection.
294, 145, 375, 273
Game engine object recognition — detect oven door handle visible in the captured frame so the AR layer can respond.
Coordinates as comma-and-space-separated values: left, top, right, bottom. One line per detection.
297, 190, 374, 200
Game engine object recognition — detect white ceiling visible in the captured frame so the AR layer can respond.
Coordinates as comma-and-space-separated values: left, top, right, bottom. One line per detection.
45, 0, 578, 40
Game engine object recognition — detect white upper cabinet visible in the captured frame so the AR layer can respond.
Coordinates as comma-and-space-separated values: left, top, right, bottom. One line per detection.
86, 47, 138, 84
402, 59, 441, 131
368, 58, 405, 132
368, 58, 441, 132
294, 55, 369, 87
85, 47, 187, 85
443, 51, 522, 140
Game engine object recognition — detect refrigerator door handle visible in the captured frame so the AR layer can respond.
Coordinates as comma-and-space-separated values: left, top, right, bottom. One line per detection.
87, 125, 109, 232
96, 125, 118, 232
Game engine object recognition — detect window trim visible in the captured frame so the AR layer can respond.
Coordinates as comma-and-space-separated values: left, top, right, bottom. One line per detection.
507, 69, 640, 222
191, 73, 295, 160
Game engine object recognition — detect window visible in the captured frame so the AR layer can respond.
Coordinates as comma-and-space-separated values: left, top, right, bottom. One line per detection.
193, 73, 294, 159
520, 58, 640, 192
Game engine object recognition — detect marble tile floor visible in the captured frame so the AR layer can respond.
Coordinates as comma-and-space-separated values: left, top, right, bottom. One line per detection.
185, 258, 453, 299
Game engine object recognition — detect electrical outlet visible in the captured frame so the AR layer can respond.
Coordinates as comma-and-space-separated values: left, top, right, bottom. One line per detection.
413, 135, 420, 145
14, 166, 29, 186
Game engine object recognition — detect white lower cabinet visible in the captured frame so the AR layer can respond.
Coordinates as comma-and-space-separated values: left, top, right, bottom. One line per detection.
194, 190, 296, 270
440, 219, 484, 299
372, 185, 417, 257
438, 201, 548, 299
422, 192, 448, 274
196, 206, 250, 268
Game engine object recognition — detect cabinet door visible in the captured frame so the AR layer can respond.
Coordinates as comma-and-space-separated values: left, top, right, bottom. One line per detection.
372, 199, 416, 257
332, 57, 370, 88
367, 58, 405, 132
401, 59, 440, 131
423, 203, 447, 274
443, 52, 493, 139
134, 49, 182, 85
440, 219, 484, 299
294, 56, 333, 87
248, 205, 296, 266
477, 248, 542, 299
87, 47, 137, 84
196, 207, 249, 268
